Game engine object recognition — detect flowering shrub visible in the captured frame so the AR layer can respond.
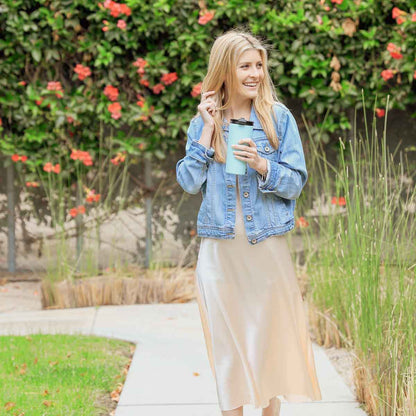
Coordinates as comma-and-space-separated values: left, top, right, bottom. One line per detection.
0, 0, 414, 223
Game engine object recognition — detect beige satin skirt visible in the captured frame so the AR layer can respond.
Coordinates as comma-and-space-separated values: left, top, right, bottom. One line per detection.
195, 178, 322, 411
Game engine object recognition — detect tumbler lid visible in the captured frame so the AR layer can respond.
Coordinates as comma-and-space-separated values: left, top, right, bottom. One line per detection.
230, 117, 254, 126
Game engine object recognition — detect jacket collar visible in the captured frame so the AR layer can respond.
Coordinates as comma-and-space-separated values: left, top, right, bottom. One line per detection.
221, 103, 263, 132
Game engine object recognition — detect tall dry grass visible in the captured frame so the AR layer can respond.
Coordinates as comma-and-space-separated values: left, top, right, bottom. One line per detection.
301, 93, 415, 416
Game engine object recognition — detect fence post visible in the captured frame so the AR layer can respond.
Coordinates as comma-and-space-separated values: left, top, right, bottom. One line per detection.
144, 156, 152, 269
75, 182, 83, 273
7, 162, 16, 273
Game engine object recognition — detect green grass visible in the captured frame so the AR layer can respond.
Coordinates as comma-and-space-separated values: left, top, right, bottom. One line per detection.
0, 334, 134, 415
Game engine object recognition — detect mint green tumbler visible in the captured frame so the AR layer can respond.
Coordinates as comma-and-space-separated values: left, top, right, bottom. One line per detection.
226, 118, 254, 175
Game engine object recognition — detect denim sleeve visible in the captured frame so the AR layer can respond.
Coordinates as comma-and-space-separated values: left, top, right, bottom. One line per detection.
176, 119, 215, 195
256, 110, 308, 200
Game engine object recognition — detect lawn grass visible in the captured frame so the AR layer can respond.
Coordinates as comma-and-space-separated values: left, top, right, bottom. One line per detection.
0, 334, 135, 415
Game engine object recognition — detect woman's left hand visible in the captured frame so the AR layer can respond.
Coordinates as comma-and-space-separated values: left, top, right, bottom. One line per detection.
232, 138, 267, 174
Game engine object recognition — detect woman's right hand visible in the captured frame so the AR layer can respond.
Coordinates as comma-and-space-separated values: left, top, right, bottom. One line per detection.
197, 90, 217, 127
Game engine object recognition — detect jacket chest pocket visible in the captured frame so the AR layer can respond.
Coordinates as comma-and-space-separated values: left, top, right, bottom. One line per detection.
255, 137, 279, 162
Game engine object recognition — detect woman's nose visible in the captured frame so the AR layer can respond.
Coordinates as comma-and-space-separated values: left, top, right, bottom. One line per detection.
249, 67, 261, 78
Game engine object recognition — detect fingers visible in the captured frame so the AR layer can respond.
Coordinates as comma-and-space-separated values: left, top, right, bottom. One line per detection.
201, 90, 216, 100
199, 91, 217, 118
232, 146, 257, 158
238, 138, 255, 146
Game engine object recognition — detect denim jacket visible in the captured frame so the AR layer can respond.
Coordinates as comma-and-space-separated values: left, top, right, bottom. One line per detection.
176, 101, 308, 245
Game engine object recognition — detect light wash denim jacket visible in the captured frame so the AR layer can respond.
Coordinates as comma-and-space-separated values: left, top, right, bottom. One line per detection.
176, 101, 308, 245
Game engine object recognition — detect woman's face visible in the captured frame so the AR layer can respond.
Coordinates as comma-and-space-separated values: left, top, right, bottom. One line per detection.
233, 48, 264, 101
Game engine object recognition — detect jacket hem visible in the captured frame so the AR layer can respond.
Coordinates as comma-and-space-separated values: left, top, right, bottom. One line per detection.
197, 220, 295, 244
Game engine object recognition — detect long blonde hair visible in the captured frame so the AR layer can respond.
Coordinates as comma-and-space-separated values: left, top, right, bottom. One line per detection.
195, 28, 281, 163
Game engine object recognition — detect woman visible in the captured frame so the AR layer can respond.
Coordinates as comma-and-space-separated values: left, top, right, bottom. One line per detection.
176, 29, 322, 416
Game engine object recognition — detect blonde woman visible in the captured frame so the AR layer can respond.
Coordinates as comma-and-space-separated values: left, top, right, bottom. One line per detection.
176, 28, 322, 416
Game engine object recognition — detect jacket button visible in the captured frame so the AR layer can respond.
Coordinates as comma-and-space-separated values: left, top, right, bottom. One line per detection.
246, 215, 252, 221
243, 192, 249, 197
264, 146, 270, 152
251, 238, 257, 244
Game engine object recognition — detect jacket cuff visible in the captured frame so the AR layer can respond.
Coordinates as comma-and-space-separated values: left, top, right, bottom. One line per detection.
188, 140, 215, 163
256, 158, 271, 185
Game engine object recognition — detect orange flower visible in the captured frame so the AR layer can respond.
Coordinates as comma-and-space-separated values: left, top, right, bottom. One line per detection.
104, 85, 119, 101
331, 0, 343, 3
392, 7, 406, 19
139, 78, 150, 87
70, 149, 93, 166
11, 154, 28, 162
74, 64, 92, 81
86, 189, 101, 203
191, 82, 202, 97
396, 16, 405, 25
117, 19, 126, 29
69, 205, 86, 218
133, 57, 147, 69
198, 11, 214, 24
120, 3, 131, 16
387, 42, 403, 60
381, 69, 394, 81
331, 196, 346, 206
26, 181, 40, 187
110, 151, 127, 165
338, 196, 346, 205
46, 81, 64, 98
160, 72, 178, 85
295, 216, 309, 228
18, 81, 27, 86
108, 102, 122, 119
43, 162, 53, 172
152, 83, 165, 94
69, 207, 78, 217
108, 102, 121, 113
53, 164, 61, 174
376, 108, 385, 118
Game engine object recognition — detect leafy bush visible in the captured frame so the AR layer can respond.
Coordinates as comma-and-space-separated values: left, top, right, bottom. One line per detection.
0, 0, 414, 218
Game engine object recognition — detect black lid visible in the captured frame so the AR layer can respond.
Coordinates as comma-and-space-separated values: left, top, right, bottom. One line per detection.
230, 117, 254, 126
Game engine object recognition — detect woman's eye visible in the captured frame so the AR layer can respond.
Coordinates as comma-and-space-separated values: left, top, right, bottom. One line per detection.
241, 64, 262, 68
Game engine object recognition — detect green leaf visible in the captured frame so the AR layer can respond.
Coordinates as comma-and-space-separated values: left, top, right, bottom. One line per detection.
31, 49, 41, 62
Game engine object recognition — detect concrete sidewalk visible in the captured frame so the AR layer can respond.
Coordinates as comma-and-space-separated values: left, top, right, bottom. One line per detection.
0, 302, 368, 416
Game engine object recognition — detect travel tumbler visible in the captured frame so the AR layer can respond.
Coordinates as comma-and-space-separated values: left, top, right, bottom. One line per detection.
225, 117, 254, 175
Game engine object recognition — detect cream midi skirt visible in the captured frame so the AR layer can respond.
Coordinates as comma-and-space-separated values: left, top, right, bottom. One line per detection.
195, 178, 322, 411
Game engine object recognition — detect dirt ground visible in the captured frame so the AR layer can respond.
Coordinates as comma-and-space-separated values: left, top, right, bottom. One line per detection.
0, 274, 356, 397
